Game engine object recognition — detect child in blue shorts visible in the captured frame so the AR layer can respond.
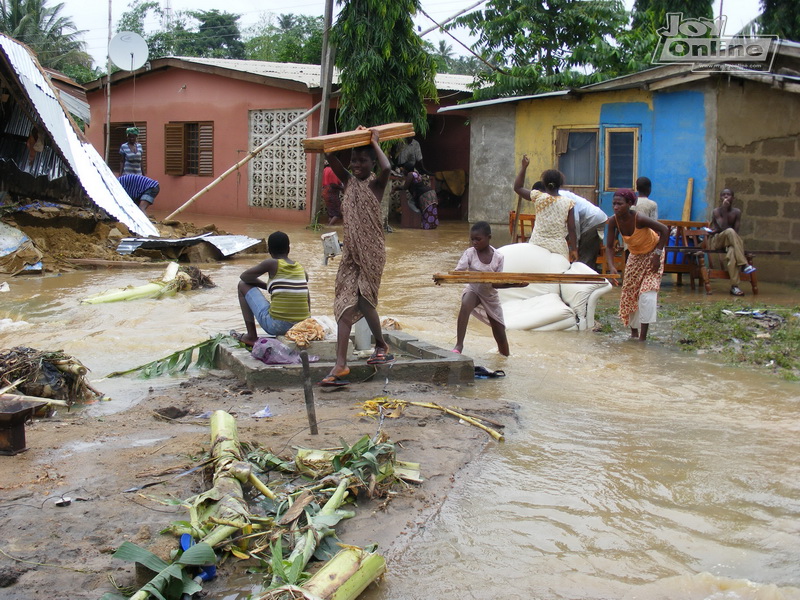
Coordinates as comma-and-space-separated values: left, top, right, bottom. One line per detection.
236, 231, 311, 347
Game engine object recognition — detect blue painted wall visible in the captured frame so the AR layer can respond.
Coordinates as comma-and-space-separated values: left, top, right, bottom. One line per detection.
598, 91, 708, 220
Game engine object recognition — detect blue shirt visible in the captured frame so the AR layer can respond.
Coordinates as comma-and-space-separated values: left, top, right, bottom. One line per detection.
119, 174, 158, 200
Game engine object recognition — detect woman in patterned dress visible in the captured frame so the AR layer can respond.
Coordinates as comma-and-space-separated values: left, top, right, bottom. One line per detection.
513, 155, 577, 261
320, 127, 393, 386
605, 189, 669, 341
396, 162, 439, 229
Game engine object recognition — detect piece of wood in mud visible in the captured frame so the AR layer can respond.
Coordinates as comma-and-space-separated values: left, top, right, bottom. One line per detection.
303, 123, 415, 153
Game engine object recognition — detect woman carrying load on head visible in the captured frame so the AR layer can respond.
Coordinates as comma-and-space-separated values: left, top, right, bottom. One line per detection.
512, 155, 577, 261
119, 127, 143, 175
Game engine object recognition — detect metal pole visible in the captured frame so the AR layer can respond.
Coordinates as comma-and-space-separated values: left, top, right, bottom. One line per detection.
309, 0, 335, 225
300, 351, 318, 435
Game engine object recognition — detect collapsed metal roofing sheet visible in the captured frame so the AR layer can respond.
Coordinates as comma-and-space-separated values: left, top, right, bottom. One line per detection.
0, 35, 158, 237
117, 233, 262, 257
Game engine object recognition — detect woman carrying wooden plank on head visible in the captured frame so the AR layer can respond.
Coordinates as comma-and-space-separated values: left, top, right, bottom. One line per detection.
318, 127, 395, 387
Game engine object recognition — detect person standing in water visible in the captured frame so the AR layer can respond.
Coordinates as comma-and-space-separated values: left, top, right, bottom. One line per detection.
605, 189, 668, 341
452, 221, 511, 356
320, 127, 394, 387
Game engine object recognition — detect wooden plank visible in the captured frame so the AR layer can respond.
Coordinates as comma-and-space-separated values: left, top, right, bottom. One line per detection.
303, 123, 415, 153
433, 272, 618, 285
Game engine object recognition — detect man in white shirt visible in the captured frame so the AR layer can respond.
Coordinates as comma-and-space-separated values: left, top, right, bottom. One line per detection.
558, 189, 608, 271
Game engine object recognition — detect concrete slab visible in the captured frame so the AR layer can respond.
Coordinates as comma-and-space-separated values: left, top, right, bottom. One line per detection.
216, 331, 474, 388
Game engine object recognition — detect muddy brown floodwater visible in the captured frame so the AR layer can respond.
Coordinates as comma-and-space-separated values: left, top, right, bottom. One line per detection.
1, 217, 799, 600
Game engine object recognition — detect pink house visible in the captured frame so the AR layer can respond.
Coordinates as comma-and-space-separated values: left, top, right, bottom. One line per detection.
84, 57, 473, 223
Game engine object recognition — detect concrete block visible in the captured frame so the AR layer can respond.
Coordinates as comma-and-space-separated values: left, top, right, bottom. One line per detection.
745, 199, 779, 217
749, 159, 779, 175
784, 160, 800, 179
215, 331, 475, 388
754, 219, 791, 241
762, 137, 796, 156
758, 181, 791, 197
784, 202, 800, 220
723, 178, 754, 194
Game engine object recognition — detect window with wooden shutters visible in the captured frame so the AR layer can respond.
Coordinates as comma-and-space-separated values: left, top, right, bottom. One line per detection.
106, 122, 147, 173
164, 121, 213, 176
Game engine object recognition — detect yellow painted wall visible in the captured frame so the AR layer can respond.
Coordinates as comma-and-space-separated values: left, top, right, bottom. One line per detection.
514, 89, 653, 175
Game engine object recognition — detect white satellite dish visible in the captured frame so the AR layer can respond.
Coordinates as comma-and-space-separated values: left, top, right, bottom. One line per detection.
108, 32, 149, 71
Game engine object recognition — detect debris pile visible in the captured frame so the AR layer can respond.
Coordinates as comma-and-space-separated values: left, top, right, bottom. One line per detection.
105, 412, 406, 600
1, 202, 265, 272
0, 346, 104, 407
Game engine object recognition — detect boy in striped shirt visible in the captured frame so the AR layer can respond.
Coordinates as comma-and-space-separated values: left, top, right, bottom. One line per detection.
236, 231, 311, 346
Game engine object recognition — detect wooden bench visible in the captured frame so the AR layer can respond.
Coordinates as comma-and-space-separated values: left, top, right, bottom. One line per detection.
693, 249, 790, 295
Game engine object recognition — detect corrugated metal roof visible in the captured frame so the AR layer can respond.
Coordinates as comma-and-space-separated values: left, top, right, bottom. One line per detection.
172, 56, 474, 92
44, 68, 91, 124
0, 34, 158, 237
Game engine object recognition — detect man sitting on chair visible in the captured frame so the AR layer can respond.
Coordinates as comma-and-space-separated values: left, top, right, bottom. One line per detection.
706, 188, 755, 296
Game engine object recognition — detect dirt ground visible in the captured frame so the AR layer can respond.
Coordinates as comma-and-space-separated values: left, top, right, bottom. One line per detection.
0, 371, 514, 599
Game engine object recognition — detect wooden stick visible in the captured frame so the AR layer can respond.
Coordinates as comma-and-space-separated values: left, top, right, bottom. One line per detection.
682, 178, 694, 221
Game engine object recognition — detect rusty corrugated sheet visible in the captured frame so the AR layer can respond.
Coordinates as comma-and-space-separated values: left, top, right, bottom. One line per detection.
0, 34, 157, 237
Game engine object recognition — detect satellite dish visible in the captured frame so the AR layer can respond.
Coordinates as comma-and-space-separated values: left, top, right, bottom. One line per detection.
108, 32, 149, 71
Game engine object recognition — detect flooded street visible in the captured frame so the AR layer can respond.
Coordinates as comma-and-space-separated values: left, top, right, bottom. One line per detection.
2, 217, 799, 599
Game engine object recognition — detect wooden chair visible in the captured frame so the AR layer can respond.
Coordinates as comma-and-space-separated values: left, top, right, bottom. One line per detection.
597, 243, 625, 275
695, 249, 758, 295
661, 220, 707, 290
508, 211, 536, 243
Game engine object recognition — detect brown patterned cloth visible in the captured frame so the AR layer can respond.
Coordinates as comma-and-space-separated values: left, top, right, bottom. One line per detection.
619, 251, 665, 327
334, 175, 385, 322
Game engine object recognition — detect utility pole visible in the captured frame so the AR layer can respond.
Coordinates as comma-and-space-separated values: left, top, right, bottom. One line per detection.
309, 0, 335, 225
104, 0, 112, 164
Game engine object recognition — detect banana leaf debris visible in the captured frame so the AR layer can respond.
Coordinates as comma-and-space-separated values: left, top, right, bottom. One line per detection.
104, 411, 412, 600
0, 346, 105, 409
81, 262, 215, 304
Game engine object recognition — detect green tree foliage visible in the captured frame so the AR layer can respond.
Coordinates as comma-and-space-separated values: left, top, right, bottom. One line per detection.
181, 10, 245, 59
0, 0, 92, 72
452, 0, 630, 99
117, 2, 244, 60
760, 0, 800, 42
333, 0, 437, 135
245, 13, 323, 64
631, 0, 713, 30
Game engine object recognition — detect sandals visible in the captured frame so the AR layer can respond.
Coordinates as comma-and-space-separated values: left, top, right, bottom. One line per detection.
319, 368, 351, 387
730, 286, 745, 297
474, 366, 505, 379
366, 348, 395, 365
229, 330, 255, 347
